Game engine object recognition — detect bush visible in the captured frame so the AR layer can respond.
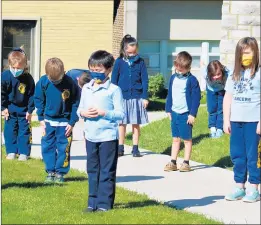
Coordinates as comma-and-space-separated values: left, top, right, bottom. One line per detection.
148, 73, 165, 100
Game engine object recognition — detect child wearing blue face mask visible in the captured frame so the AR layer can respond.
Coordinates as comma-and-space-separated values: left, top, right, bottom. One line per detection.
111, 34, 149, 157
1, 47, 35, 161
34, 58, 80, 183
77, 50, 124, 212
164, 51, 201, 172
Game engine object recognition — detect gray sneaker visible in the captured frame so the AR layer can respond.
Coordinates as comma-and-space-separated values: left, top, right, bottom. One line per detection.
6, 153, 16, 160
18, 154, 28, 161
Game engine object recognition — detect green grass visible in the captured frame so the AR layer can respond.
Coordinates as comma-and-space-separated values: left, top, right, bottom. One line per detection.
148, 98, 166, 111
126, 107, 232, 169
1, 119, 40, 132
200, 91, 207, 105
1, 147, 220, 224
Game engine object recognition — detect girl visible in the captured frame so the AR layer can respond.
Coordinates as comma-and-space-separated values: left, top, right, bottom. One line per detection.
201, 60, 231, 138
111, 34, 149, 157
224, 37, 260, 203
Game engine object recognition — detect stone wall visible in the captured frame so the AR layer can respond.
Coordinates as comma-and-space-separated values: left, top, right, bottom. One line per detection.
220, 1, 260, 69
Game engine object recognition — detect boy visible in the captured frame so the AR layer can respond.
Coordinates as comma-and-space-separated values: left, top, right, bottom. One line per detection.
164, 51, 201, 172
77, 50, 124, 212
1, 47, 35, 161
66, 69, 91, 89
34, 58, 80, 183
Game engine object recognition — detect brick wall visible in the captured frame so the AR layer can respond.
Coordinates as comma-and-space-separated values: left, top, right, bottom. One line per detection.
112, 0, 124, 59
220, 1, 260, 69
2, 1, 113, 76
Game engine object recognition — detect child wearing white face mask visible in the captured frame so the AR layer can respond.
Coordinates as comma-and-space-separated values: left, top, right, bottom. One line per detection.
1, 47, 35, 161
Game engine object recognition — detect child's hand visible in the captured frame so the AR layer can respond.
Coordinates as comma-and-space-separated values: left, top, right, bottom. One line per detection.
257, 121, 260, 135
167, 112, 172, 120
40, 121, 46, 136
2, 109, 9, 120
223, 121, 231, 134
96, 108, 106, 117
65, 125, 73, 137
187, 115, 195, 125
143, 99, 149, 109
80, 108, 98, 118
200, 60, 205, 67
26, 112, 32, 123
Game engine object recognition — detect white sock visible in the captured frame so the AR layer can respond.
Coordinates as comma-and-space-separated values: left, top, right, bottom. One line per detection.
210, 127, 216, 133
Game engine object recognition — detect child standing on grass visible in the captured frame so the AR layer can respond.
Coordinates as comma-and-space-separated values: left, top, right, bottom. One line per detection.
1, 47, 35, 161
34, 58, 80, 183
111, 34, 149, 157
224, 37, 260, 203
201, 60, 232, 138
164, 51, 201, 172
77, 50, 124, 212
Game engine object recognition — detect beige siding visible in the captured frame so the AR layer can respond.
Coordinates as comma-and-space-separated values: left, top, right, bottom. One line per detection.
2, 1, 113, 76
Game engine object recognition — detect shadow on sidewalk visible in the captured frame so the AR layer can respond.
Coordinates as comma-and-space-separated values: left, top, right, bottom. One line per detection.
70, 155, 87, 160
116, 175, 164, 183
115, 199, 160, 209
165, 195, 224, 209
213, 156, 233, 169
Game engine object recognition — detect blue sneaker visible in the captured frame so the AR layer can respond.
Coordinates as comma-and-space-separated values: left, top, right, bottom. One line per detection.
209, 127, 216, 138
225, 187, 246, 201
242, 187, 260, 203
215, 129, 223, 138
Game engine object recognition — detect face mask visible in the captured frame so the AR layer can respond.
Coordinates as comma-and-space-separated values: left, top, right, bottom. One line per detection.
10, 67, 24, 77
90, 72, 107, 84
242, 54, 253, 67
51, 79, 62, 85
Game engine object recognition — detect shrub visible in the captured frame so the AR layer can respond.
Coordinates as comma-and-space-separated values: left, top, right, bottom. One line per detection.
148, 73, 165, 100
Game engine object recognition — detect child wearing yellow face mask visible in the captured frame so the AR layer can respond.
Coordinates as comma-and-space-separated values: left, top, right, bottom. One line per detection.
223, 37, 260, 203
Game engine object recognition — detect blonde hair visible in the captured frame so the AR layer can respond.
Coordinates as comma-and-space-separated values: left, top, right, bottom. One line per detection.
8, 46, 27, 67
45, 57, 65, 81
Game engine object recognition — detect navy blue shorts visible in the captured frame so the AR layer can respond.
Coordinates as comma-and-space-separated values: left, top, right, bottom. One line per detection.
171, 111, 192, 140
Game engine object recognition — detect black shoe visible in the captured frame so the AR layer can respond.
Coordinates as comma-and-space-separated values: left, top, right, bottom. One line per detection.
118, 151, 124, 157
97, 208, 108, 212
132, 151, 142, 157
83, 207, 95, 213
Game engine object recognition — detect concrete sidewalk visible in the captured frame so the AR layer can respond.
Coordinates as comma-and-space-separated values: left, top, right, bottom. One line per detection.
30, 125, 260, 225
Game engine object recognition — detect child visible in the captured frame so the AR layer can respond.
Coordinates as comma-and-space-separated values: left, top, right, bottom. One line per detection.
34, 58, 80, 183
77, 50, 124, 212
224, 37, 260, 203
111, 34, 149, 157
164, 51, 201, 172
201, 60, 232, 138
1, 47, 35, 161
66, 69, 91, 89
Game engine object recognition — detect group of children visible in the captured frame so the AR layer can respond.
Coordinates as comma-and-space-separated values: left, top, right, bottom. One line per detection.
1, 35, 260, 212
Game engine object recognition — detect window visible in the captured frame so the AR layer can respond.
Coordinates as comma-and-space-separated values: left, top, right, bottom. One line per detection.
2, 20, 37, 75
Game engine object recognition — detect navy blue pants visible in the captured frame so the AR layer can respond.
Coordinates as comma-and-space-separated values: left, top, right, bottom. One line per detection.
41, 122, 72, 175
206, 89, 225, 130
86, 140, 118, 210
230, 122, 260, 184
4, 113, 32, 156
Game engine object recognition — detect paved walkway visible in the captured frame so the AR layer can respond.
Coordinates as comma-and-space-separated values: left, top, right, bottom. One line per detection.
29, 112, 260, 225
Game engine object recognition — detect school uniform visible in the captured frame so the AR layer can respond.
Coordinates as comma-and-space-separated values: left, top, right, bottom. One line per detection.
66, 69, 89, 91
203, 67, 232, 130
111, 55, 149, 124
225, 69, 260, 184
77, 79, 124, 210
165, 73, 201, 140
1, 70, 35, 156
34, 75, 80, 175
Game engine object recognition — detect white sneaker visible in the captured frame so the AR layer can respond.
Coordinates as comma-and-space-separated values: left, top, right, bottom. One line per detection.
18, 154, 28, 161
6, 153, 16, 160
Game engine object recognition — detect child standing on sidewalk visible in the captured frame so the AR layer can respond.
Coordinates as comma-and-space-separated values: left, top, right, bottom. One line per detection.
34, 58, 80, 183
111, 34, 149, 157
1, 47, 35, 161
77, 50, 124, 212
164, 51, 201, 172
224, 37, 260, 203
201, 60, 232, 138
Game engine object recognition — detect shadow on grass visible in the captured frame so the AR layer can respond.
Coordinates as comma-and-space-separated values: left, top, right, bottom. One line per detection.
147, 99, 166, 112
115, 199, 162, 209
162, 133, 209, 155
2, 176, 87, 190
213, 156, 233, 169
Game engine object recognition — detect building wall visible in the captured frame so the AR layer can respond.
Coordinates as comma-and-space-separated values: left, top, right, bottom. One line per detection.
112, 0, 124, 58
220, 1, 260, 69
2, 1, 113, 77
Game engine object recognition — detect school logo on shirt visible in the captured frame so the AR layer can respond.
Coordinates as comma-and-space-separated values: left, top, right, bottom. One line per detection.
18, 83, 26, 94
62, 89, 70, 101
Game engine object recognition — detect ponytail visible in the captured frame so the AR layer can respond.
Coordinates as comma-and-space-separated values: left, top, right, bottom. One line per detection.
119, 34, 138, 59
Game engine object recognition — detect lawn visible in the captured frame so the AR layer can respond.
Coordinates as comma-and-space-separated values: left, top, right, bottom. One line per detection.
125, 106, 232, 169
1, 147, 220, 224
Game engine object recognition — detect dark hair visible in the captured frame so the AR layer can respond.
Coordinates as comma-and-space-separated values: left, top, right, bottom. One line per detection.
119, 34, 138, 59
207, 60, 227, 82
233, 37, 260, 81
78, 71, 91, 88
174, 51, 192, 70
88, 50, 115, 70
